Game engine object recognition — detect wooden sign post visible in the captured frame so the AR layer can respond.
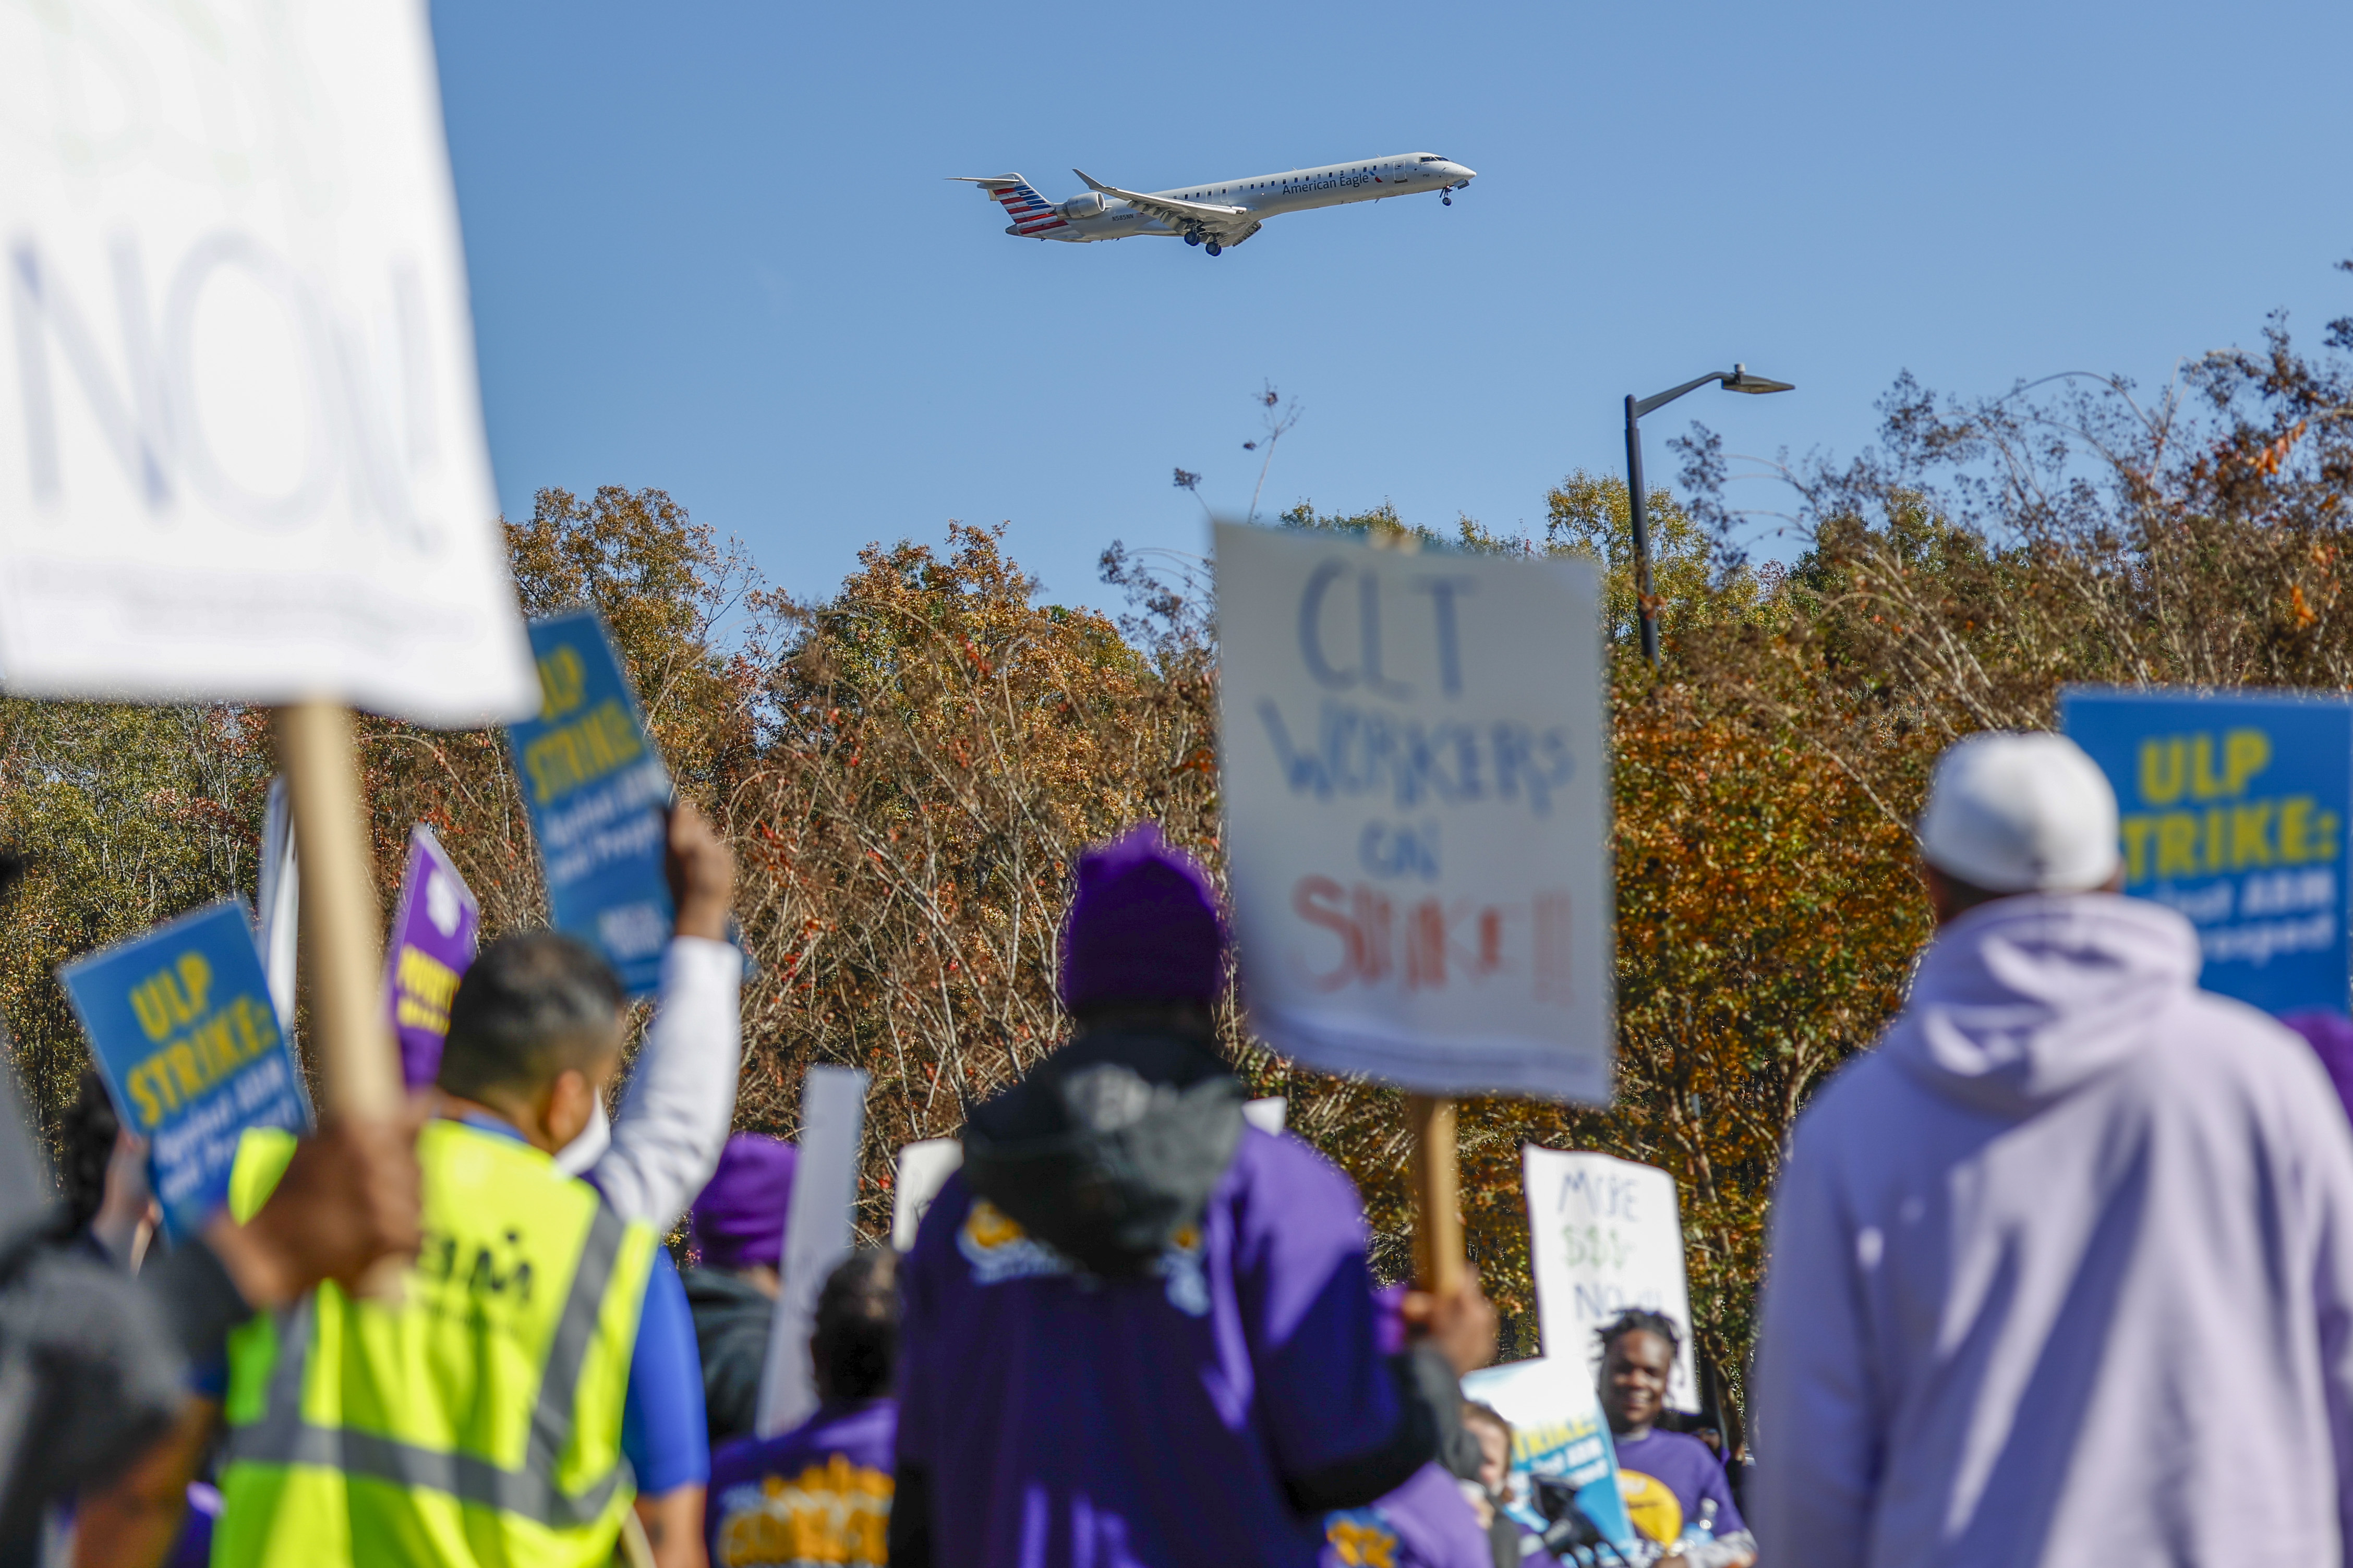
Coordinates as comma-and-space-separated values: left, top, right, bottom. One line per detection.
275, 701, 403, 1118
1407, 1095, 1466, 1294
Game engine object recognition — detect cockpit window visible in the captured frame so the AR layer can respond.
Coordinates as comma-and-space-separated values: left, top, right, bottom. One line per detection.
1419, 155, 1446, 162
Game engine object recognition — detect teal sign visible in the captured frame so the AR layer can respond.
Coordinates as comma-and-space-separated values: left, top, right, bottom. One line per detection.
63, 901, 311, 1239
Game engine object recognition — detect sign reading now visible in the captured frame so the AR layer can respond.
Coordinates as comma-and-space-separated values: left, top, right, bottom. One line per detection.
0, 1, 535, 725
1216, 522, 1614, 1099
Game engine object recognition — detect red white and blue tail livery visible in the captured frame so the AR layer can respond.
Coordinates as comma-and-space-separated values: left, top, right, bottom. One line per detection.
955, 153, 1475, 257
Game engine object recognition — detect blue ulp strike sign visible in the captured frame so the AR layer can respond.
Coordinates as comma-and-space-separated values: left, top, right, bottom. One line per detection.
510, 611, 675, 995
2061, 688, 2353, 1015
62, 901, 311, 1239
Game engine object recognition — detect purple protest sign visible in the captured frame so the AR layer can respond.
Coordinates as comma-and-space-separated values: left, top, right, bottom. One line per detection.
383, 826, 481, 1090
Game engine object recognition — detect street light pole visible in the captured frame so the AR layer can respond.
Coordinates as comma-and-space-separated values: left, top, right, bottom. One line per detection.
1621, 363, 1796, 665
1624, 393, 1660, 665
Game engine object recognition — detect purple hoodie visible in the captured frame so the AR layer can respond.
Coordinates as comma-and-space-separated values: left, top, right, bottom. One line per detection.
1752, 894, 2353, 1567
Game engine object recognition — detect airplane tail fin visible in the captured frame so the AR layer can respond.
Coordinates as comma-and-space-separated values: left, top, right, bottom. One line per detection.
954, 174, 1070, 237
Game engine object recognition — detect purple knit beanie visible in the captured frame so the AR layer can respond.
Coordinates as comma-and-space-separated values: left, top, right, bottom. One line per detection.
689, 1134, 797, 1270
1059, 823, 1227, 1012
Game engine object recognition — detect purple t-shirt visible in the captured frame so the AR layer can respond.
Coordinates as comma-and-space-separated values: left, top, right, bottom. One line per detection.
896, 1127, 1402, 1568
1321, 1463, 1492, 1568
1611, 1428, 1743, 1549
706, 1399, 897, 1568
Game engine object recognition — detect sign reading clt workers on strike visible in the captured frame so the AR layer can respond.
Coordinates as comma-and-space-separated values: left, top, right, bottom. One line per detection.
383, 825, 480, 1088
2062, 688, 2352, 1015
0, 2, 536, 726
1524, 1148, 1699, 1412
1215, 522, 1613, 1099
63, 902, 310, 1241
510, 612, 674, 995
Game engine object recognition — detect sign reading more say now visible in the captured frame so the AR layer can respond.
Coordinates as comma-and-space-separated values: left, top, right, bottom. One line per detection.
0, 2, 536, 725
1216, 523, 1614, 1100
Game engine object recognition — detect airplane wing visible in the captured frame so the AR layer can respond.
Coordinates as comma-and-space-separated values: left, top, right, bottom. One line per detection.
1073, 169, 1257, 244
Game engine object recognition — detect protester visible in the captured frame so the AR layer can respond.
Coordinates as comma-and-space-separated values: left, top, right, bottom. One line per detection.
210, 802, 743, 1568
706, 1248, 898, 1568
0, 1061, 424, 1566
685, 1133, 798, 1445
1752, 731, 2353, 1564
1593, 1311, 1752, 1568
1318, 1289, 1494, 1568
44, 1066, 228, 1568
52, 1068, 156, 1268
890, 823, 1498, 1568
1455, 1404, 1525, 1568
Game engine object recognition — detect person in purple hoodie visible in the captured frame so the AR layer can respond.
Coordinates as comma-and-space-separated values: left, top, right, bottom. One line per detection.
890, 823, 1498, 1568
686, 1133, 800, 1444
1753, 733, 2353, 1566
706, 1248, 898, 1568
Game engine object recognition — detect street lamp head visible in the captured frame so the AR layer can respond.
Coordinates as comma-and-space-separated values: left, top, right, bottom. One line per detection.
1722, 363, 1795, 395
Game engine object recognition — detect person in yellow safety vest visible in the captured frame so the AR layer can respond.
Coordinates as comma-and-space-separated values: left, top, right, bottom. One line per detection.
214, 803, 743, 1568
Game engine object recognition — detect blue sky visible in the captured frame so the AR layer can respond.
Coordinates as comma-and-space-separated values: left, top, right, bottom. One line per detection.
430, 0, 2353, 613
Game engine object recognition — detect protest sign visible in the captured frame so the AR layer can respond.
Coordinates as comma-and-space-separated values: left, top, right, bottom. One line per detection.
1524, 1147, 1698, 1412
2062, 688, 2353, 1014
0, 2, 536, 727
383, 826, 480, 1089
1459, 1356, 1636, 1552
256, 780, 300, 1025
63, 901, 310, 1239
757, 1065, 870, 1437
1215, 522, 1613, 1100
891, 1138, 964, 1251
509, 611, 675, 995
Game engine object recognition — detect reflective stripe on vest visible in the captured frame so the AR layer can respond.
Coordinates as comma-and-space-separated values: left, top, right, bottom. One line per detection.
222, 1131, 637, 1532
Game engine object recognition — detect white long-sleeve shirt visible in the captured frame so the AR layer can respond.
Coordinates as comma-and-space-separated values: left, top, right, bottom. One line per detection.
1751, 894, 2353, 1567
557, 935, 743, 1230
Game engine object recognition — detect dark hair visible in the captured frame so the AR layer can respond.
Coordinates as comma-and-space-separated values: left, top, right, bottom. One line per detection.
1597, 1308, 1683, 1361
812, 1248, 899, 1402
56, 1069, 118, 1237
437, 932, 625, 1101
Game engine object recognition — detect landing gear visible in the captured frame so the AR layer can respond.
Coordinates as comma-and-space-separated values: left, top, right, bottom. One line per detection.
1442, 195, 1451, 205
1185, 231, 1202, 246
1205, 241, 1223, 257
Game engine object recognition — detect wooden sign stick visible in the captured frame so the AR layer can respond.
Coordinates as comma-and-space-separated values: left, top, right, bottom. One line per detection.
273, 700, 401, 1119
1406, 1093, 1466, 1295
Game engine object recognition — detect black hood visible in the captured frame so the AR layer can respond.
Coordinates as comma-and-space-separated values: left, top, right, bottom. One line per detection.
961, 1025, 1246, 1279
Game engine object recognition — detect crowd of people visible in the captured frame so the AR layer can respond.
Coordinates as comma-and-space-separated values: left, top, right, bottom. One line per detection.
6, 728, 2353, 1567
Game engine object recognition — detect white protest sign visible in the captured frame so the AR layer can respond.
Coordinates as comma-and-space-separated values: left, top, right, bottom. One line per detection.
1242, 1097, 1288, 1134
1524, 1147, 1698, 1411
756, 1065, 868, 1437
1216, 522, 1613, 1099
256, 776, 299, 1024
0, 2, 535, 726
890, 1137, 963, 1251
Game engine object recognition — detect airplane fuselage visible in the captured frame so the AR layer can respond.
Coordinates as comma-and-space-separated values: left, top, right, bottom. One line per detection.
962, 154, 1475, 252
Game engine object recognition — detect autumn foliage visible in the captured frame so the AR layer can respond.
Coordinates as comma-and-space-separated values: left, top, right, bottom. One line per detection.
3, 274, 2351, 1424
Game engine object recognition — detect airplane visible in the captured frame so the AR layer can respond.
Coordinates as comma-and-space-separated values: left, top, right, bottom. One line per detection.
955, 153, 1476, 257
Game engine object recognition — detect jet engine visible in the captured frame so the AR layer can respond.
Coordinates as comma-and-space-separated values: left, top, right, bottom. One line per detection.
1057, 192, 1108, 220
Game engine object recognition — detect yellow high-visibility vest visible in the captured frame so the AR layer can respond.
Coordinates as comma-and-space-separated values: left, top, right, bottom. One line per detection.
214, 1119, 658, 1567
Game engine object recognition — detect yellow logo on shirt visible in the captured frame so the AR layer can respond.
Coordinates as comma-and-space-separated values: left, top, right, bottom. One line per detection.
1325, 1513, 1399, 1567
715, 1454, 894, 1567
1618, 1468, 1683, 1546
